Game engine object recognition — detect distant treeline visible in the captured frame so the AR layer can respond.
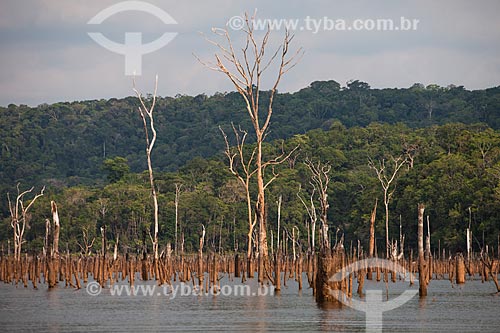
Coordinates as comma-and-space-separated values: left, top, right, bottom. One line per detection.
1, 80, 499, 189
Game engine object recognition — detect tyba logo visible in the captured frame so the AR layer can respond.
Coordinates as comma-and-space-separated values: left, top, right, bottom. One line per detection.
328, 258, 418, 332
87, 1, 177, 75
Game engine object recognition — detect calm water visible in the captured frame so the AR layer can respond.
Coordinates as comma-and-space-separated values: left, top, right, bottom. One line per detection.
1, 275, 499, 332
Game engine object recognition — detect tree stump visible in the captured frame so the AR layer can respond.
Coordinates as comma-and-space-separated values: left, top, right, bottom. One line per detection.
315, 247, 346, 305
456, 254, 466, 285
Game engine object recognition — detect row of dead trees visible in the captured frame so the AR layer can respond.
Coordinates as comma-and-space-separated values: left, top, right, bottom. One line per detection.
2, 248, 498, 297
4, 182, 499, 302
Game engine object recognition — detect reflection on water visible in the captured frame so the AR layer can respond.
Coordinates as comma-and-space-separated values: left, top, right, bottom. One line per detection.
0, 276, 499, 332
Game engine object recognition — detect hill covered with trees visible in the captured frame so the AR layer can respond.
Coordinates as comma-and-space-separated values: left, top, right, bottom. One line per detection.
1, 81, 500, 256
1, 80, 500, 189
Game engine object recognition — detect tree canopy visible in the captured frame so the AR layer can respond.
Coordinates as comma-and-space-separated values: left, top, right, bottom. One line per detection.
1, 81, 500, 256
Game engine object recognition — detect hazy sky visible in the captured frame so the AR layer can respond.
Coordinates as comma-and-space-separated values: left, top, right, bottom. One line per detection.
1, 0, 499, 106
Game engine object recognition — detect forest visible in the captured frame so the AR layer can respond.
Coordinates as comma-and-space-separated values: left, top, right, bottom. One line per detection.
1, 80, 500, 257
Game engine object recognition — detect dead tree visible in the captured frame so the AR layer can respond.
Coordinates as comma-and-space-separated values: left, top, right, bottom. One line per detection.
304, 158, 332, 251
43, 218, 51, 257
113, 234, 119, 261
368, 155, 407, 258
7, 184, 45, 261
51, 201, 60, 257
133, 76, 160, 261
220, 125, 257, 261
480, 249, 500, 293
200, 13, 302, 281
402, 141, 419, 170
366, 199, 378, 280
368, 198, 377, 258
418, 203, 428, 297
297, 185, 317, 254
77, 227, 95, 256
198, 224, 206, 291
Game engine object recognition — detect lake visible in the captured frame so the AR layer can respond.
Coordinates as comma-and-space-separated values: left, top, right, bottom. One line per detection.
1, 274, 499, 332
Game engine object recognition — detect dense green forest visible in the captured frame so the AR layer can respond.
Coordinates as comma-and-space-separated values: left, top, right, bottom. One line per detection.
1, 80, 500, 255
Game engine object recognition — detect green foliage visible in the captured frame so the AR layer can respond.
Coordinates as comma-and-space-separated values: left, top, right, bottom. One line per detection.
102, 157, 130, 183
1, 81, 500, 255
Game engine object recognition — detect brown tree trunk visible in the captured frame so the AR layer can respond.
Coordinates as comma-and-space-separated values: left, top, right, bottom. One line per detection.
418, 203, 427, 297
367, 199, 377, 280
456, 254, 466, 284
51, 201, 60, 257
369, 199, 377, 258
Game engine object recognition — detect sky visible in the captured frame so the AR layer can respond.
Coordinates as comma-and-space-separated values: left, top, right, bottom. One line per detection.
0, 0, 499, 106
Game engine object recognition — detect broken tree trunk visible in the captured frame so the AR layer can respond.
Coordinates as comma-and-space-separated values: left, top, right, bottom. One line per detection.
367, 198, 377, 280
198, 225, 205, 291
51, 201, 60, 257
418, 203, 428, 297
315, 247, 346, 305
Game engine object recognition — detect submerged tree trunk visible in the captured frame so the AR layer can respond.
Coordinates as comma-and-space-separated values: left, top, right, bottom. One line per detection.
418, 203, 427, 297
369, 199, 377, 258
133, 76, 160, 261
51, 201, 60, 257
367, 199, 378, 280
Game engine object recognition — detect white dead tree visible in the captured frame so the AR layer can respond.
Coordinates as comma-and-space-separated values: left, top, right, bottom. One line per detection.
133, 75, 160, 261
199, 12, 302, 275
43, 218, 51, 256
7, 184, 45, 261
297, 185, 317, 254
77, 226, 95, 256
304, 158, 332, 251
368, 155, 407, 258
220, 124, 257, 260
51, 201, 60, 256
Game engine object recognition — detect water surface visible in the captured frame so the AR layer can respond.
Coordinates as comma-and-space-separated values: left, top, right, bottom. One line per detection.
1, 275, 499, 332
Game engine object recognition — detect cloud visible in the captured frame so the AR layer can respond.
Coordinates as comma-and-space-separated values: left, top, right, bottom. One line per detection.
0, 0, 499, 106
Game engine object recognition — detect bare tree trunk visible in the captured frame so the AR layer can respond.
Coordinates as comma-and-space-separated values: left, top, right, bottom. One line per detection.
418, 203, 427, 297
198, 225, 205, 291
367, 199, 378, 280
277, 195, 282, 253
51, 201, 60, 257
297, 186, 317, 254
384, 199, 389, 258
368, 156, 407, 258
369, 199, 377, 257
426, 215, 432, 280
304, 159, 331, 251
256, 142, 268, 259
202, 13, 301, 285
220, 126, 257, 263
113, 234, 119, 261
7, 185, 44, 261
133, 76, 160, 261
44, 219, 51, 257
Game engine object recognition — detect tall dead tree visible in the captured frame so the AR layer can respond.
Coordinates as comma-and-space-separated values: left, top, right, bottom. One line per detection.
221, 125, 257, 261
198, 224, 206, 290
297, 185, 317, 254
133, 76, 160, 262
51, 201, 60, 256
43, 218, 51, 256
418, 203, 428, 297
368, 155, 407, 258
368, 198, 377, 257
201, 13, 302, 282
7, 184, 45, 261
305, 158, 332, 251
